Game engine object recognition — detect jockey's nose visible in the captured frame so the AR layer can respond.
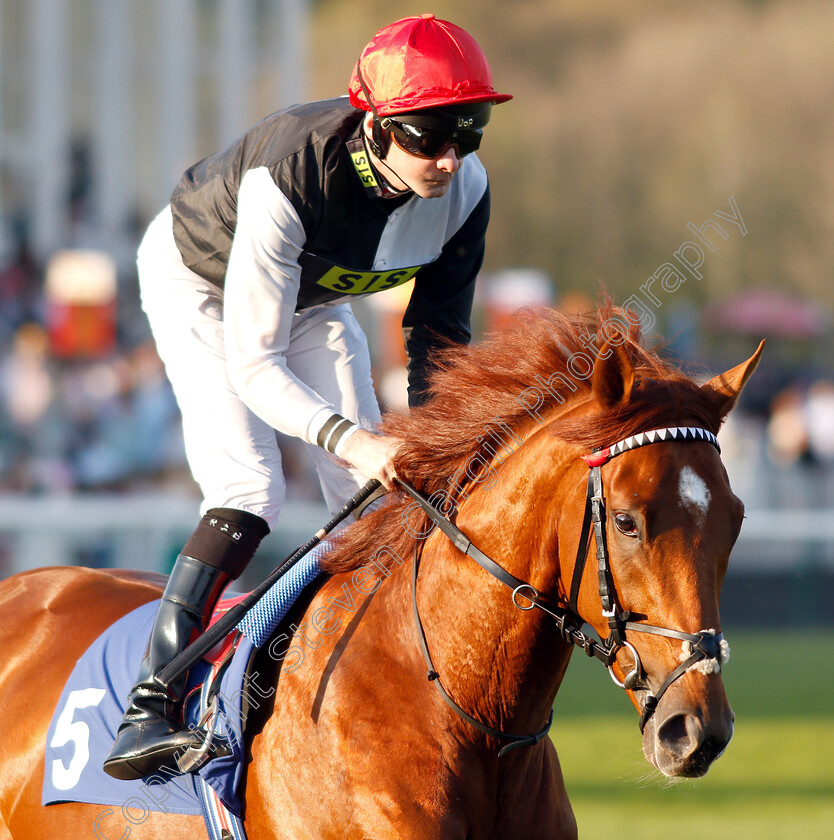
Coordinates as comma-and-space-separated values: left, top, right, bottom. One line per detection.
436, 147, 461, 173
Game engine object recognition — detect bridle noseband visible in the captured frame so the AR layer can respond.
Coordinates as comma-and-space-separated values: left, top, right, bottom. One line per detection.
398, 425, 730, 757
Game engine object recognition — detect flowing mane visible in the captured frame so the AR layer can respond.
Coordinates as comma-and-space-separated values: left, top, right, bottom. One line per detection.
321, 304, 725, 574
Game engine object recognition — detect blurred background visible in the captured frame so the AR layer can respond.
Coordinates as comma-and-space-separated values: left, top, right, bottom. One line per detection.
2, 0, 832, 611
0, 1, 832, 833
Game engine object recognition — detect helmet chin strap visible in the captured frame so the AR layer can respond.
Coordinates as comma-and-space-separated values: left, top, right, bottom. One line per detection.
362, 128, 414, 195
378, 162, 415, 195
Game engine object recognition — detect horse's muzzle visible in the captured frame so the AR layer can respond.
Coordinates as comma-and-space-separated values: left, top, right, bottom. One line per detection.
641, 686, 735, 778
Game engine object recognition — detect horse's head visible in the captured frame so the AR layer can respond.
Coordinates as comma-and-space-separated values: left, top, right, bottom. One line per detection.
565, 339, 763, 778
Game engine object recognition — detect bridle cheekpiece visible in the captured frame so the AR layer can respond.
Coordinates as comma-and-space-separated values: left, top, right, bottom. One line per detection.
572, 426, 728, 732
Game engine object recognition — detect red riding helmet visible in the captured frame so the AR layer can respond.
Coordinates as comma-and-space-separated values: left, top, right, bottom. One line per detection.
348, 14, 512, 117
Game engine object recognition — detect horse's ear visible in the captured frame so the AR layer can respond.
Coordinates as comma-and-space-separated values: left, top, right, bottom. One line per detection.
700, 339, 765, 418
591, 341, 635, 408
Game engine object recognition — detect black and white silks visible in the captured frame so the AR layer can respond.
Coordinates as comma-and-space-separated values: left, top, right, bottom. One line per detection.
168, 96, 490, 442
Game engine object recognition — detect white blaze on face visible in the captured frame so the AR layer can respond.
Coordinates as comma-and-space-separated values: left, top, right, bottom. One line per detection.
678, 465, 711, 523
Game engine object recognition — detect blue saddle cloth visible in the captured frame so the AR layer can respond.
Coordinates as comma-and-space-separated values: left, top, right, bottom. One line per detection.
41, 600, 253, 816
42, 544, 326, 819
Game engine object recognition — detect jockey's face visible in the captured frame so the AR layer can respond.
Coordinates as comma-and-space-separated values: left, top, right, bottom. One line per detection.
363, 113, 462, 199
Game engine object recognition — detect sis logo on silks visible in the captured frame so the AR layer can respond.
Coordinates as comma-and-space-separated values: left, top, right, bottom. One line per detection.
297, 249, 425, 300
316, 263, 422, 295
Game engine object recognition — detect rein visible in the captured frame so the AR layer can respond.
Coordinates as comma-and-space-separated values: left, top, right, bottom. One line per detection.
396, 425, 730, 755
399, 480, 613, 758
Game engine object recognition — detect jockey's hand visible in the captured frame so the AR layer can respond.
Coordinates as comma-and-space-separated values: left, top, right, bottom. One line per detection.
338, 428, 403, 490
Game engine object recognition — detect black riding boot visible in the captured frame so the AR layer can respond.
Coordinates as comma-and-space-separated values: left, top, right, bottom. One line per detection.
103, 554, 230, 780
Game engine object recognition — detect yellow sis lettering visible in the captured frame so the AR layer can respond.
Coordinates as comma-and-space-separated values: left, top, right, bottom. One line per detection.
350, 151, 378, 188
317, 265, 421, 295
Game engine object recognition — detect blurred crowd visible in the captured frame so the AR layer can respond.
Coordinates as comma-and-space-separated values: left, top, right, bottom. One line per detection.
2, 235, 834, 508
0, 236, 329, 501
767, 381, 834, 468
0, 252, 183, 494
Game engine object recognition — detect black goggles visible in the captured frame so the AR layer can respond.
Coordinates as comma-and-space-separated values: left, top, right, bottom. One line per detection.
381, 118, 483, 159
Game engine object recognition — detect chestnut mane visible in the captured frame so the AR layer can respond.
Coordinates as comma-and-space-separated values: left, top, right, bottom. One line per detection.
321, 305, 724, 574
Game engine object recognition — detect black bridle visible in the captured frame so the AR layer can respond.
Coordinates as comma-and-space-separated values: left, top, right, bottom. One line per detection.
397, 425, 730, 757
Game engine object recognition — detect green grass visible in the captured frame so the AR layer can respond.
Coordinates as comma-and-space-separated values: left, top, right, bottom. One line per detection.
549, 631, 834, 839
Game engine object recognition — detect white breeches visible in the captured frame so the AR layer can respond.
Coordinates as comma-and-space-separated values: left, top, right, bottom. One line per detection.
138, 207, 381, 528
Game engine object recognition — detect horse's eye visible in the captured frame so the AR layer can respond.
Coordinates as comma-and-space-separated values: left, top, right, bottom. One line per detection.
614, 513, 638, 537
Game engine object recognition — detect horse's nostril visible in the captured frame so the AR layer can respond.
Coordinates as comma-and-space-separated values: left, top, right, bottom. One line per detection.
657, 713, 698, 759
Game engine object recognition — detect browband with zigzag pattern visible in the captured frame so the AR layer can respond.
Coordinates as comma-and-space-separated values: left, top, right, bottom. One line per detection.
582, 426, 720, 468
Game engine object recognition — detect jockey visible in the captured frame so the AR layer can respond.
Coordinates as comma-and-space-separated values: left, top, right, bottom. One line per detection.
103, 13, 511, 781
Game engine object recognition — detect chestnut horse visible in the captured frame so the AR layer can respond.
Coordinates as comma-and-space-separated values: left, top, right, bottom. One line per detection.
0, 308, 761, 839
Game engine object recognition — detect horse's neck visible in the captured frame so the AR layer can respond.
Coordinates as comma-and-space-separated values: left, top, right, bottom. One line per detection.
414, 436, 576, 735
